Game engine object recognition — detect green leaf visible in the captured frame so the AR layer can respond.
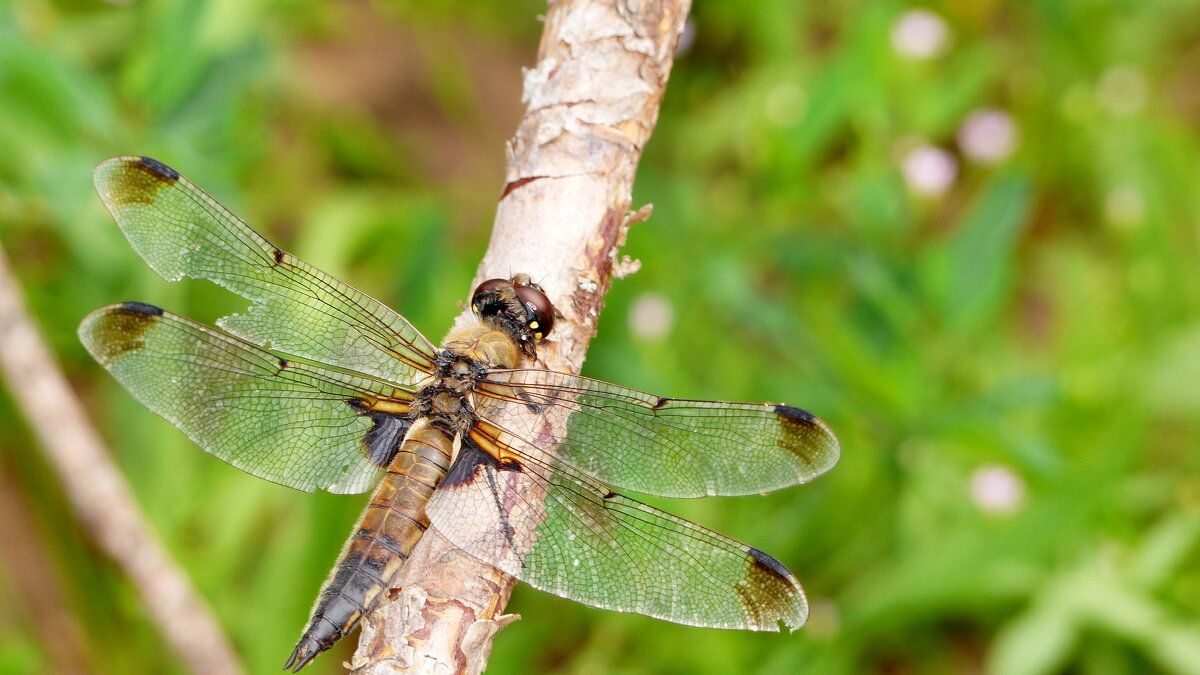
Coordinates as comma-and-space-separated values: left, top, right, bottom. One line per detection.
924, 173, 1033, 333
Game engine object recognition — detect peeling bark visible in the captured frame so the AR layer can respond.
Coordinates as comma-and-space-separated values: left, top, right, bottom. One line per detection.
350, 1, 692, 673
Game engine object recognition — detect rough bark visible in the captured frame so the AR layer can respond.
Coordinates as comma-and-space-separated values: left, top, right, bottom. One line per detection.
349, 0, 692, 673
0, 244, 244, 675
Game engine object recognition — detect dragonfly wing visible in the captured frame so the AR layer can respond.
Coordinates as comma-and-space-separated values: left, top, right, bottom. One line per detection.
478, 370, 839, 498
79, 303, 415, 493
425, 431, 807, 631
93, 156, 437, 387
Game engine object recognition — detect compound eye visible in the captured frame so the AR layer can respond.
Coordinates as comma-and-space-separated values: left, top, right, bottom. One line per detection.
471, 278, 512, 311
514, 283, 555, 340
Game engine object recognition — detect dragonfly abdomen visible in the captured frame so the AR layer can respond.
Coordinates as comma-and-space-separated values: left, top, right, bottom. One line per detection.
285, 419, 454, 671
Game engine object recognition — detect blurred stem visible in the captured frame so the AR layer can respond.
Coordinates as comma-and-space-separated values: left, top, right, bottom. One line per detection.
0, 243, 244, 675
349, 0, 691, 673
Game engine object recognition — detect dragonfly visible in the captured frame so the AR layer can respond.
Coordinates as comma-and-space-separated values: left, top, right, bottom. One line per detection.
79, 156, 840, 671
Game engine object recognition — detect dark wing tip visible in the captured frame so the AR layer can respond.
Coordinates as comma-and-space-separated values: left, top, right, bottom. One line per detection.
773, 404, 815, 423
119, 301, 165, 316
774, 403, 841, 478
136, 156, 181, 181
741, 546, 808, 631
747, 546, 795, 581
79, 303, 164, 363
95, 156, 181, 207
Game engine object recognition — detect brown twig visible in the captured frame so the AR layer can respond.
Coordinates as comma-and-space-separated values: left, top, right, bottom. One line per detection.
0, 243, 244, 674
349, 0, 692, 672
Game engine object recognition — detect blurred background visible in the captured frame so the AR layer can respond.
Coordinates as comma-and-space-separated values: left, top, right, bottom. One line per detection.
2, 0, 1200, 673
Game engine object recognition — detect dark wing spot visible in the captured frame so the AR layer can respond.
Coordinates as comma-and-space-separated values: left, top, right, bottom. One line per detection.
278, 357, 289, 369
82, 304, 162, 362
518, 391, 547, 414
773, 404, 839, 474
747, 546, 794, 581
442, 435, 505, 489
360, 412, 412, 469
773, 404, 816, 423
119, 301, 164, 316
602, 491, 617, 501
137, 156, 180, 181
652, 397, 671, 410
273, 247, 285, 264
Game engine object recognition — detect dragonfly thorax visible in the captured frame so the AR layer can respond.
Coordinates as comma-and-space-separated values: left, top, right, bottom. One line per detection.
412, 325, 521, 434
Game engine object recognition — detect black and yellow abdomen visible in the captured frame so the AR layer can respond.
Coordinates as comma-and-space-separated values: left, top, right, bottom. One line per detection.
285, 419, 454, 671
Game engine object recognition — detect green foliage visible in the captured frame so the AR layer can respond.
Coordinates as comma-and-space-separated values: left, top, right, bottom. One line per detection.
2, 0, 1199, 673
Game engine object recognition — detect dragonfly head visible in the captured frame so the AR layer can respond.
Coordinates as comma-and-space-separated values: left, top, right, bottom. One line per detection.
472, 274, 556, 350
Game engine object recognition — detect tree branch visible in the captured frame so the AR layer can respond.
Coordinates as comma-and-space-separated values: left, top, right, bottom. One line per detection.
0, 244, 244, 675
349, 1, 691, 672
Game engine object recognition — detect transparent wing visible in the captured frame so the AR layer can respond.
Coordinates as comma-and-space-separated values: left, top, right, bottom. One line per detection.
426, 429, 806, 631
477, 369, 839, 498
93, 156, 437, 387
79, 303, 415, 494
